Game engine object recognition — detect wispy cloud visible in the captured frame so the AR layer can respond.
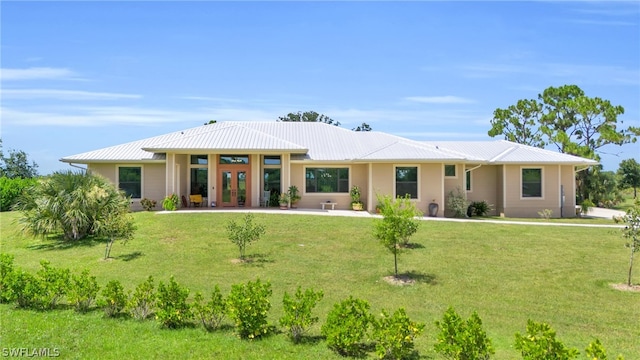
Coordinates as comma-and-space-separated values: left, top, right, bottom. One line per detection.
0, 67, 79, 81
2, 89, 142, 100
405, 96, 476, 104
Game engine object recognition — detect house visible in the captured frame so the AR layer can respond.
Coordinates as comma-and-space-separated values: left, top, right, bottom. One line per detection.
60, 121, 597, 218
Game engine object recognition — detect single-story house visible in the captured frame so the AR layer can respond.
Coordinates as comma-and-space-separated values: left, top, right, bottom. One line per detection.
60, 121, 597, 218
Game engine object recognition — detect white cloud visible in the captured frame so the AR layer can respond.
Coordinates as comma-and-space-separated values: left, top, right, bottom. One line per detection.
2, 89, 142, 100
0, 67, 78, 81
405, 96, 476, 104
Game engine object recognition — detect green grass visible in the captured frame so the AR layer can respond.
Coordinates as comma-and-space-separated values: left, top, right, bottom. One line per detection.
1, 211, 639, 359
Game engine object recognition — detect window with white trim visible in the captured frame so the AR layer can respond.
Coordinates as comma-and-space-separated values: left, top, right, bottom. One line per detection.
522, 168, 542, 198
466, 170, 472, 192
118, 166, 141, 199
396, 166, 418, 199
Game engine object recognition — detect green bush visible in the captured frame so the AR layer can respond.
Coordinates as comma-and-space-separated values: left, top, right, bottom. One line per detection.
226, 278, 272, 339
192, 285, 227, 332
584, 338, 625, 360
226, 213, 266, 260
162, 194, 179, 211
372, 307, 425, 360
0, 177, 37, 212
446, 188, 468, 218
127, 275, 156, 320
36, 260, 71, 310
0, 253, 15, 303
67, 269, 100, 313
156, 276, 192, 328
321, 296, 374, 357
7, 269, 41, 309
434, 306, 494, 360
97, 279, 127, 318
470, 200, 492, 217
514, 320, 579, 360
280, 286, 324, 343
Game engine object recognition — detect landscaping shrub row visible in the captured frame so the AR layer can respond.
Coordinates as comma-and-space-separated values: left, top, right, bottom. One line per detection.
0, 253, 624, 359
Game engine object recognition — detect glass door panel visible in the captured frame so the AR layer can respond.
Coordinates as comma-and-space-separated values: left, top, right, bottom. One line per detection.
237, 171, 246, 207
221, 171, 232, 205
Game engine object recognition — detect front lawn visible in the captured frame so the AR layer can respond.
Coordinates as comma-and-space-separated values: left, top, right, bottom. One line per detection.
1, 211, 638, 359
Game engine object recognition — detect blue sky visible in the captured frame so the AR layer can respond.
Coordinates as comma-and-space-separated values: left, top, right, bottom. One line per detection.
1, 1, 638, 175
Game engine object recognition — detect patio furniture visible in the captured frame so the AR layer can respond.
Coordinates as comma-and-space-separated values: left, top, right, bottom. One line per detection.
260, 190, 270, 207
189, 194, 203, 207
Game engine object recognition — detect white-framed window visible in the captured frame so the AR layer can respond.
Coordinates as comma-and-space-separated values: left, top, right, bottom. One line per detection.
444, 164, 456, 178
305, 167, 349, 193
395, 165, 419, 199
118, 165, 142, 199
521, 167, 543, 198
466, 170, 472, 192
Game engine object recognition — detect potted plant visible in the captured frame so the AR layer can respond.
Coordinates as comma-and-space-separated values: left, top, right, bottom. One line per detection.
279, 192, 290, 209
350, 185, 363, 211
428, 199, 439, 217
288, 185, 301, 208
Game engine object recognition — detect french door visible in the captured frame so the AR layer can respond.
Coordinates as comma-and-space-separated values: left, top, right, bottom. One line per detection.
219, 166, 251, 207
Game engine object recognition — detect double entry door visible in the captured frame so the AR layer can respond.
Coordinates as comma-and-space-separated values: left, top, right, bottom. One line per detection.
219, 165, 250, 207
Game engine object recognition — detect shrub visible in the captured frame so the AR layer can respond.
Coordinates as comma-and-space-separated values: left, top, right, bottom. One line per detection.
471, 200, 492, 217
226, 213, 266, 260
8, 269, 42, 309
36, 260, 71, 310
227, 279, 272, 339
140, 198, 157, 211
514, 320, 579, 360
13, 170, 131, 241
321, 296, 373, 357
162, 194, 179, 211
538, 209, 553, 220
372, 307, 425, 360
0, 253, 15, 303
156, 276, 192, 328
434, 306, 494, 360
67, 269, 100, 313
127, 275, 156, 320
280, 286, 324, 343
584, 338, 625, 360
446, 187, 468, 218
97, 279, 127, 317
0, 177, 37, 212
192, 285, 227, 332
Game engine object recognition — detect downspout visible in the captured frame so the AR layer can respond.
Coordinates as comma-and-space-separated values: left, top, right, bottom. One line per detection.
68, 163, 88, 172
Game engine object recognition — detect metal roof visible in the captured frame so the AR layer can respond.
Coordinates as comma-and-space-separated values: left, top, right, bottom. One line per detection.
60, 122, 597, 165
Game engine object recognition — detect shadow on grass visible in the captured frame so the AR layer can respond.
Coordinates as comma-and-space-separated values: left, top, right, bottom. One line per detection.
401, 242, 425, 249
241, 253, 274, 267
116, 251, 143, 262
27, 235, 104, 251
386, 271, 437, 286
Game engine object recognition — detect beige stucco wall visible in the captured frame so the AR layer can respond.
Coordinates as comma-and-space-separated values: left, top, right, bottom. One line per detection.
503, 164, 563, 218
465, 165, 499, 216
88, 163, 166, 211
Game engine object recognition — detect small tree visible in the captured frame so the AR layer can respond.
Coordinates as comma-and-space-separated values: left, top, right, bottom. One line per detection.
615, 201, 640, 286
226, 213, 266, 260
95, 208, 136, 260
280, 286, 324, 343
618, 159, 640, 199
514, 320, 579, 360
373, 194, 422, 278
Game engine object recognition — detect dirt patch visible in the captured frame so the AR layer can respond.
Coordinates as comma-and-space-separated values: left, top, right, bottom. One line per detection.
383, 275, 416, 286
230, 258, 252, 264
610, 283, 640, 292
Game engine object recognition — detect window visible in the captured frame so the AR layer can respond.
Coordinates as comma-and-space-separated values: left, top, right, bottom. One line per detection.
190, 168, 208, 197
396, 166, 418, 199
118, 166, 141, 199
522, 168, 542, 198
264, 168, 281, 193
219, 155, 249, 164
445, 164, 456, 177
305, 168, 349, 193
263, 156, 281, 165
190, 155, 208, 165
466, 171, 471, 191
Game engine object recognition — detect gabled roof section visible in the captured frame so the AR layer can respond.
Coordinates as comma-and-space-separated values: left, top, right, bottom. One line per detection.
428, 140, 598, 165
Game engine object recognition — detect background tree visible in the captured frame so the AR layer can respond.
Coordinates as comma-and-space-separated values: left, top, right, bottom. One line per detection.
618, 158, 640, 199
373, 194, 422, 278
352, 122, 372, 132
582, 166, 622, 208
278, 111, 341, 126
488, 85, 639, 202
488, 99, 545, 147
13, 170, 131, 241
0, 139, 39, 179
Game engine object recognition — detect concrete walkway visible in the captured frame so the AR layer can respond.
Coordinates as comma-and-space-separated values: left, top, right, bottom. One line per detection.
161, 206, 625, 229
